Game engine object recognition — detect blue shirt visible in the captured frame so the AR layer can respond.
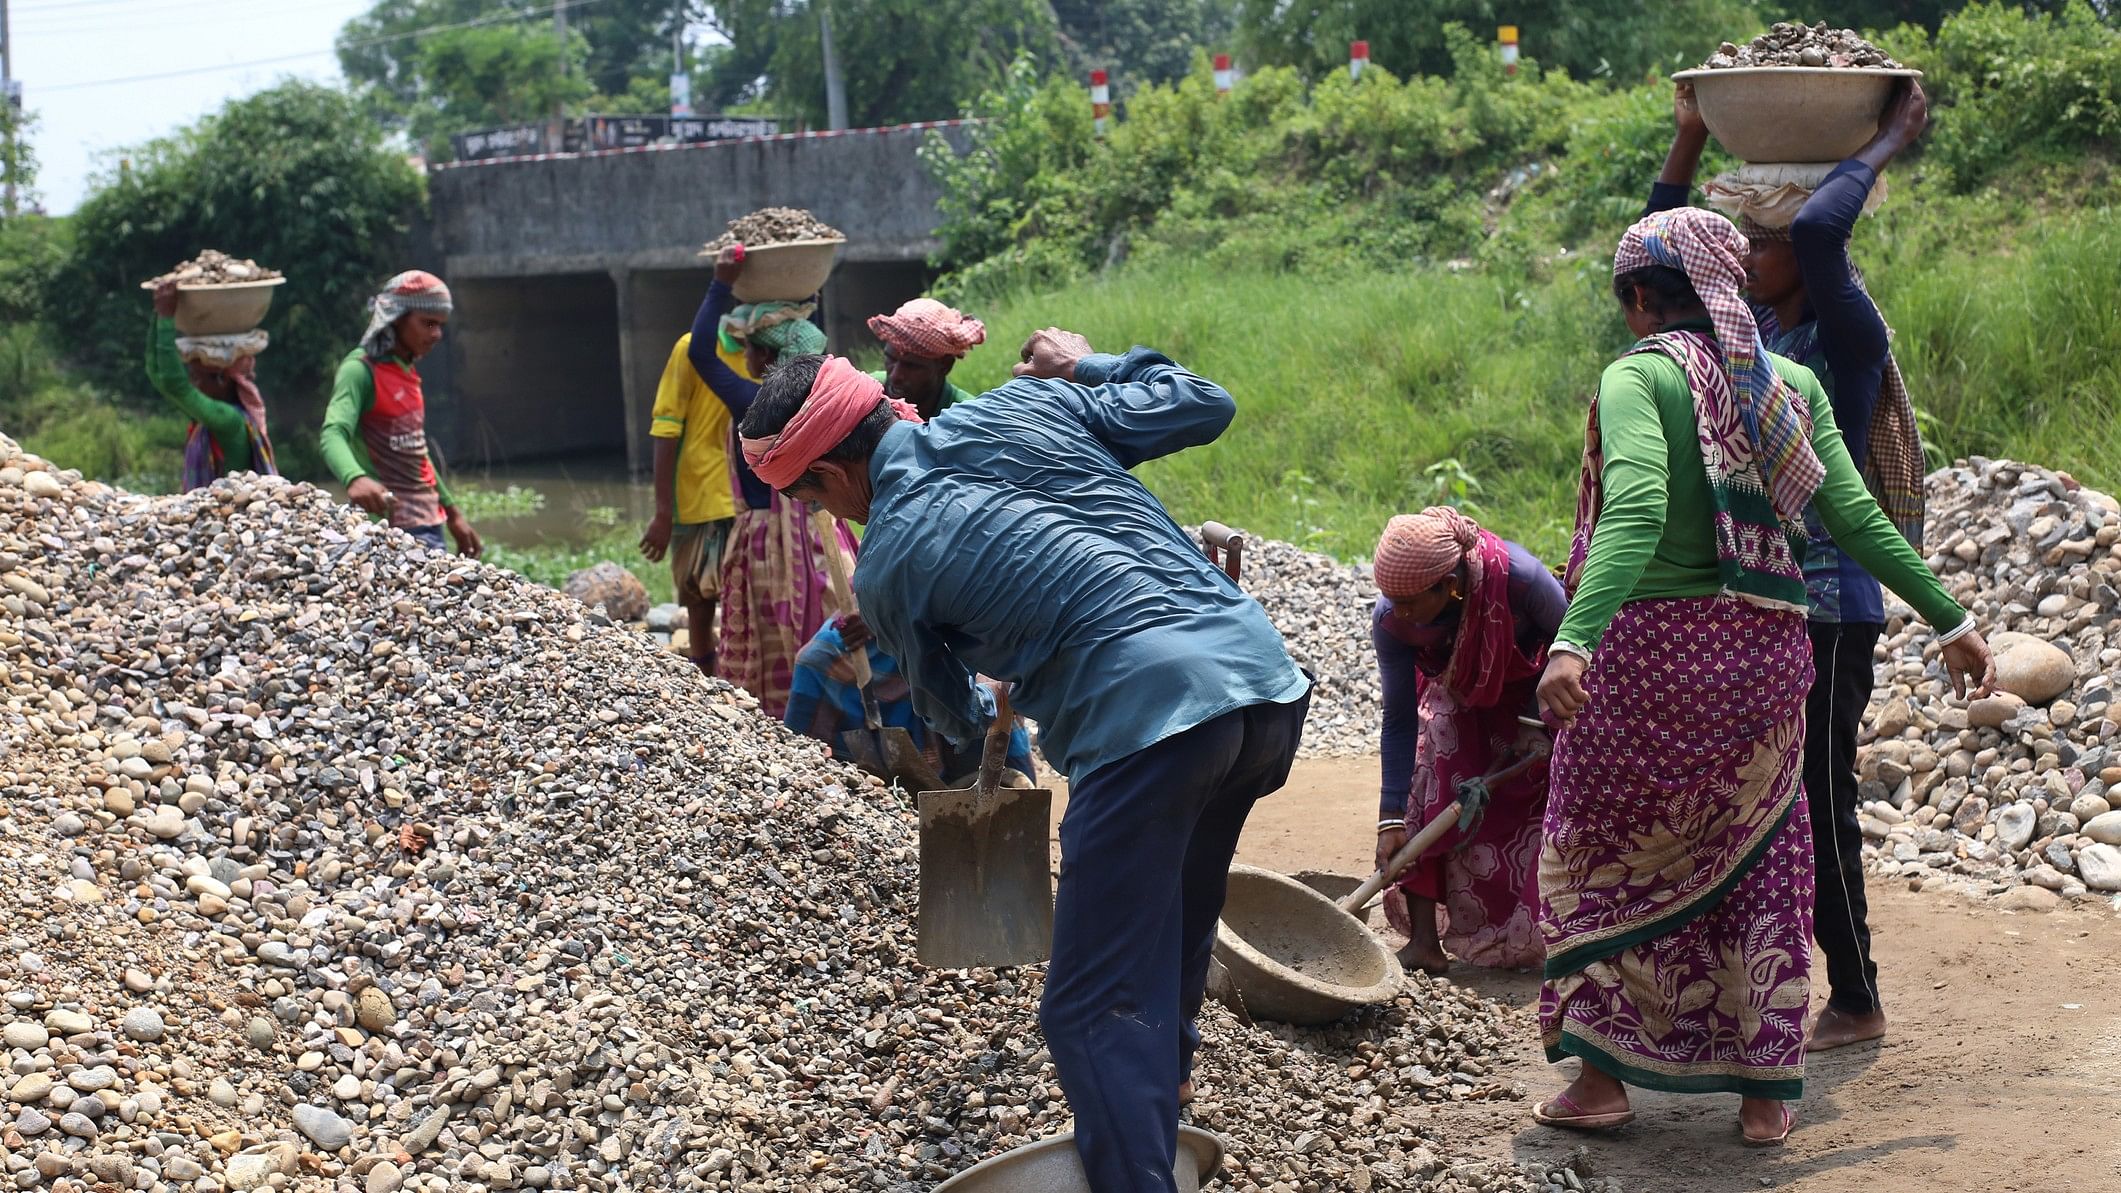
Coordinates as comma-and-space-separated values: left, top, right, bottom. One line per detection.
783, 622, 1035, 776
854, 348, 1311, 783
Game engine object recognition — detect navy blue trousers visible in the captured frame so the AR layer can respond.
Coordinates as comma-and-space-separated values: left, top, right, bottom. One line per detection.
1040, 689, 1311, 1193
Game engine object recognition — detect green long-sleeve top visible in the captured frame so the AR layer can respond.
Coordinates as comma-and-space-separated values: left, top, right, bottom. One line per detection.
320, 348, 456, 518
1556, 336, 1964, 653
144, 316, 253, 473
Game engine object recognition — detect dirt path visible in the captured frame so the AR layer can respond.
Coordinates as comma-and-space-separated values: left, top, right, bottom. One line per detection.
1067, 756, 2121, 1193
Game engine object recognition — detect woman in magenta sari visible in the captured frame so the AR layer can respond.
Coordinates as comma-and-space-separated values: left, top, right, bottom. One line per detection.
1531, 206, 1994, 1145
1373, 507, 1562, 975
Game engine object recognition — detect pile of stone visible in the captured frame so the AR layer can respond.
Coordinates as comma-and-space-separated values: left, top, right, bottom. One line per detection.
0, 437, 1537, 1191
1698, 22, 1902, 70
1231, 536, 1383, 757
1859, 459, 2121, 904
701, 207, 844, 252
143, 250, 281, 288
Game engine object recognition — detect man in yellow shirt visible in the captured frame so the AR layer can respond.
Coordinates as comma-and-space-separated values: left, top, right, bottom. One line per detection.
639, 333, 739, 674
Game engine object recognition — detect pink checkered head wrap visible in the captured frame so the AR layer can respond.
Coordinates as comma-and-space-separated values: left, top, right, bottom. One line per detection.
1614, 208, 1823, 521
867, 298, 986, 360
1374, 507, 1481, 599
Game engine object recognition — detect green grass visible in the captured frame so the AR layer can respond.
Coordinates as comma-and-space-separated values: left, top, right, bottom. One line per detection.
947, 200, 2121, 565
479, 509, 678, 609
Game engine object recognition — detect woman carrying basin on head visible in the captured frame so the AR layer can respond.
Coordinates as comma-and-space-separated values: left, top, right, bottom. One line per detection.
1370, 507, 1562, 976
1531, 205, 1992, 1146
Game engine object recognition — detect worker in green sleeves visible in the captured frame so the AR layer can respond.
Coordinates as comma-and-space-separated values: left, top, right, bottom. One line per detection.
146, 280, 278, 491
866, 297, 985, 420
320, 270, 481, 557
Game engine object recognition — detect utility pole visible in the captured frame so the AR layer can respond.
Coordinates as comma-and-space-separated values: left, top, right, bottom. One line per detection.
553, 0, 569, 118
817, 2, 847, 131
2, 0, 15, 218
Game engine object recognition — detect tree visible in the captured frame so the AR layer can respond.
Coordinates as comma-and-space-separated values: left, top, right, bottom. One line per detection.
1236, 0, 1766, 83
0, 103, 39, 217
758, 0, 1063, 128
44, 82, 424, 426
1048, 0, 1240, 91
339, 0, 701, 152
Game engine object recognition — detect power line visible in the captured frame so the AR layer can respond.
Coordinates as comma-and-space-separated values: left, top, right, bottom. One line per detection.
11, 0, 367, 38
34, 0, 607, 94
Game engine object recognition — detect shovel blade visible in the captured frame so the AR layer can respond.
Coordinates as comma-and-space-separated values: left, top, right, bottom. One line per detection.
839, 728, 888, 777
881, 728, 944, 792
918, 786, 1053, 968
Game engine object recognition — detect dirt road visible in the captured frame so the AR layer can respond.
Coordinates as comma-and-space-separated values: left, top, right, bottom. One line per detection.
1066, 756, 2121, 1193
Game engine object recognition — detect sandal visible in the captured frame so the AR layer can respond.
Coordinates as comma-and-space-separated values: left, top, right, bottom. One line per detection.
1531, 1091, 1635, 1132
1741, 1104, 1797, 1147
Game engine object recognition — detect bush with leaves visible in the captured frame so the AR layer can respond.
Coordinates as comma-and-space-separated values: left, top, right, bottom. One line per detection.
43, 82, 423, 445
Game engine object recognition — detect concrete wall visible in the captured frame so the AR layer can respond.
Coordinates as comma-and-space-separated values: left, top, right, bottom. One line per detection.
428, 125, 967, 277
426, 125, 963, 469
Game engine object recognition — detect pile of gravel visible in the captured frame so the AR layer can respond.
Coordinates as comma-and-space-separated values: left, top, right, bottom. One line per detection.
1230, 536, 1382, 758
143, 250, 280, 287
1698, 21, 1902, 70
701, 206, 843, 252
0, 437, 1543, 1192
1858, 458, 2121, 906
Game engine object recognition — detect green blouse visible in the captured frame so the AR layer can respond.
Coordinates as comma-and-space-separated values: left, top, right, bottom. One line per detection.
144, 316, 253, 472
1555, 340, 1964, 653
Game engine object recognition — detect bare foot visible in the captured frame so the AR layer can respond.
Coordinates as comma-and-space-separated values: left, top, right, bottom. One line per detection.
1806, 1005, 1886, 1052
1396, 941, 1449, 976
1739, 1096, 1795, 1145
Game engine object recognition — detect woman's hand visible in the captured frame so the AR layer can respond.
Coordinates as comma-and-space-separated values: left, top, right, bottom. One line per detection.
1941, 628, 1996, 699
445, 508, 483, 559
1375, 825, 1408, 877
346, 476, 394, 515
712, 244, 745, 285
152, 280, 181, 319
1674, 81, 1705, 138
1537, 653, 1591, 727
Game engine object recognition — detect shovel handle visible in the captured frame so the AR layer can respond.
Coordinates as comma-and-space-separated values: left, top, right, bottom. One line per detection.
1201, 522, 1245, 583
977, 683, 1013, 793
1341, 804, 1460, 914
811, 511, 873, 689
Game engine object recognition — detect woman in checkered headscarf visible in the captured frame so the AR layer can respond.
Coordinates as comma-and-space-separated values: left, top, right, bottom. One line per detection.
1527, 205, 1993, 1145
1369, 507, 1564, 978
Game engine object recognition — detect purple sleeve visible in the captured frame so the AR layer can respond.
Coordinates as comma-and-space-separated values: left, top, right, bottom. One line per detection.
1505, 542, 1569, 646
1374, 601, 1420, 820
687, 280, 760, 419
1790, 161, 1890, 464
1645, 181, 1690, 219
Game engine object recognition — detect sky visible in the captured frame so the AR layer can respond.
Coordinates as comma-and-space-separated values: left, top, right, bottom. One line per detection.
11, 0, 372, 214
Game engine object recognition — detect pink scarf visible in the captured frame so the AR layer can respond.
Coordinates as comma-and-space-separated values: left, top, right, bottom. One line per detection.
740, 356, 920, 489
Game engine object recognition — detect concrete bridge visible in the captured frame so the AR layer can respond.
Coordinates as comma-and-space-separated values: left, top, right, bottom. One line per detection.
419, 120, 973, 471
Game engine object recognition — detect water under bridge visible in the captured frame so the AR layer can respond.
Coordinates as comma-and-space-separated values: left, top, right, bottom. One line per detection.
417, 120, 973, 473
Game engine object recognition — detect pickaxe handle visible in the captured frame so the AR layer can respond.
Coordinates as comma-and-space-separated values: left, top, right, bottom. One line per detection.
1339, 735, 1551, 916
811, 510, 874, 692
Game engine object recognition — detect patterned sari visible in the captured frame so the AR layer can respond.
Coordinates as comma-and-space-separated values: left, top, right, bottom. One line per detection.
1391, 530, 1549, 969
718, 490, 857, 720
1539, 331, 1820, 1100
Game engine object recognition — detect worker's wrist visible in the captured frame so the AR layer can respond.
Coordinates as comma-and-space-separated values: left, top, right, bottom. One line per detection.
1376, 817, 1406, 832
1549, 640, 1591, 662
1935, 614, 1975, 647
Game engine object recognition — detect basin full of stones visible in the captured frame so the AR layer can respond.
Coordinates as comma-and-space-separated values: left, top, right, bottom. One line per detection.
0, 433, 1554, 1192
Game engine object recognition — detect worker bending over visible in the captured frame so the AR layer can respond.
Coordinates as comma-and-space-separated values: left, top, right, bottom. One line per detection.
737, 330, 1310, 1193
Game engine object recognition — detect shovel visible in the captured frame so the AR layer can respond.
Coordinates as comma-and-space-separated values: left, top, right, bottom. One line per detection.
917, 686, 1054, 968
1339, 718, 1552, 918
811, 513, 941, 791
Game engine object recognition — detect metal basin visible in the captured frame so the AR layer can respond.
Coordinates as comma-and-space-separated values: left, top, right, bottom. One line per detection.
1671, 66, 1922, 163
1213, 864, 1402, 1026
931, 1125, 1223, 1193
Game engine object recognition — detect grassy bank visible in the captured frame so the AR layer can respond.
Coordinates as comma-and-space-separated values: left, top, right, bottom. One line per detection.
946, 199, 2121, 564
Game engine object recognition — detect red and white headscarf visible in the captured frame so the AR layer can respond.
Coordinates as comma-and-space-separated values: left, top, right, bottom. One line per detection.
867, 298, 986, 360
1374, 507, 1482, 599
363, 270, 454, 359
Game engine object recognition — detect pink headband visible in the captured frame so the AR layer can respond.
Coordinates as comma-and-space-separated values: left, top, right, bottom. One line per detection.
739, 356, 921, 489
